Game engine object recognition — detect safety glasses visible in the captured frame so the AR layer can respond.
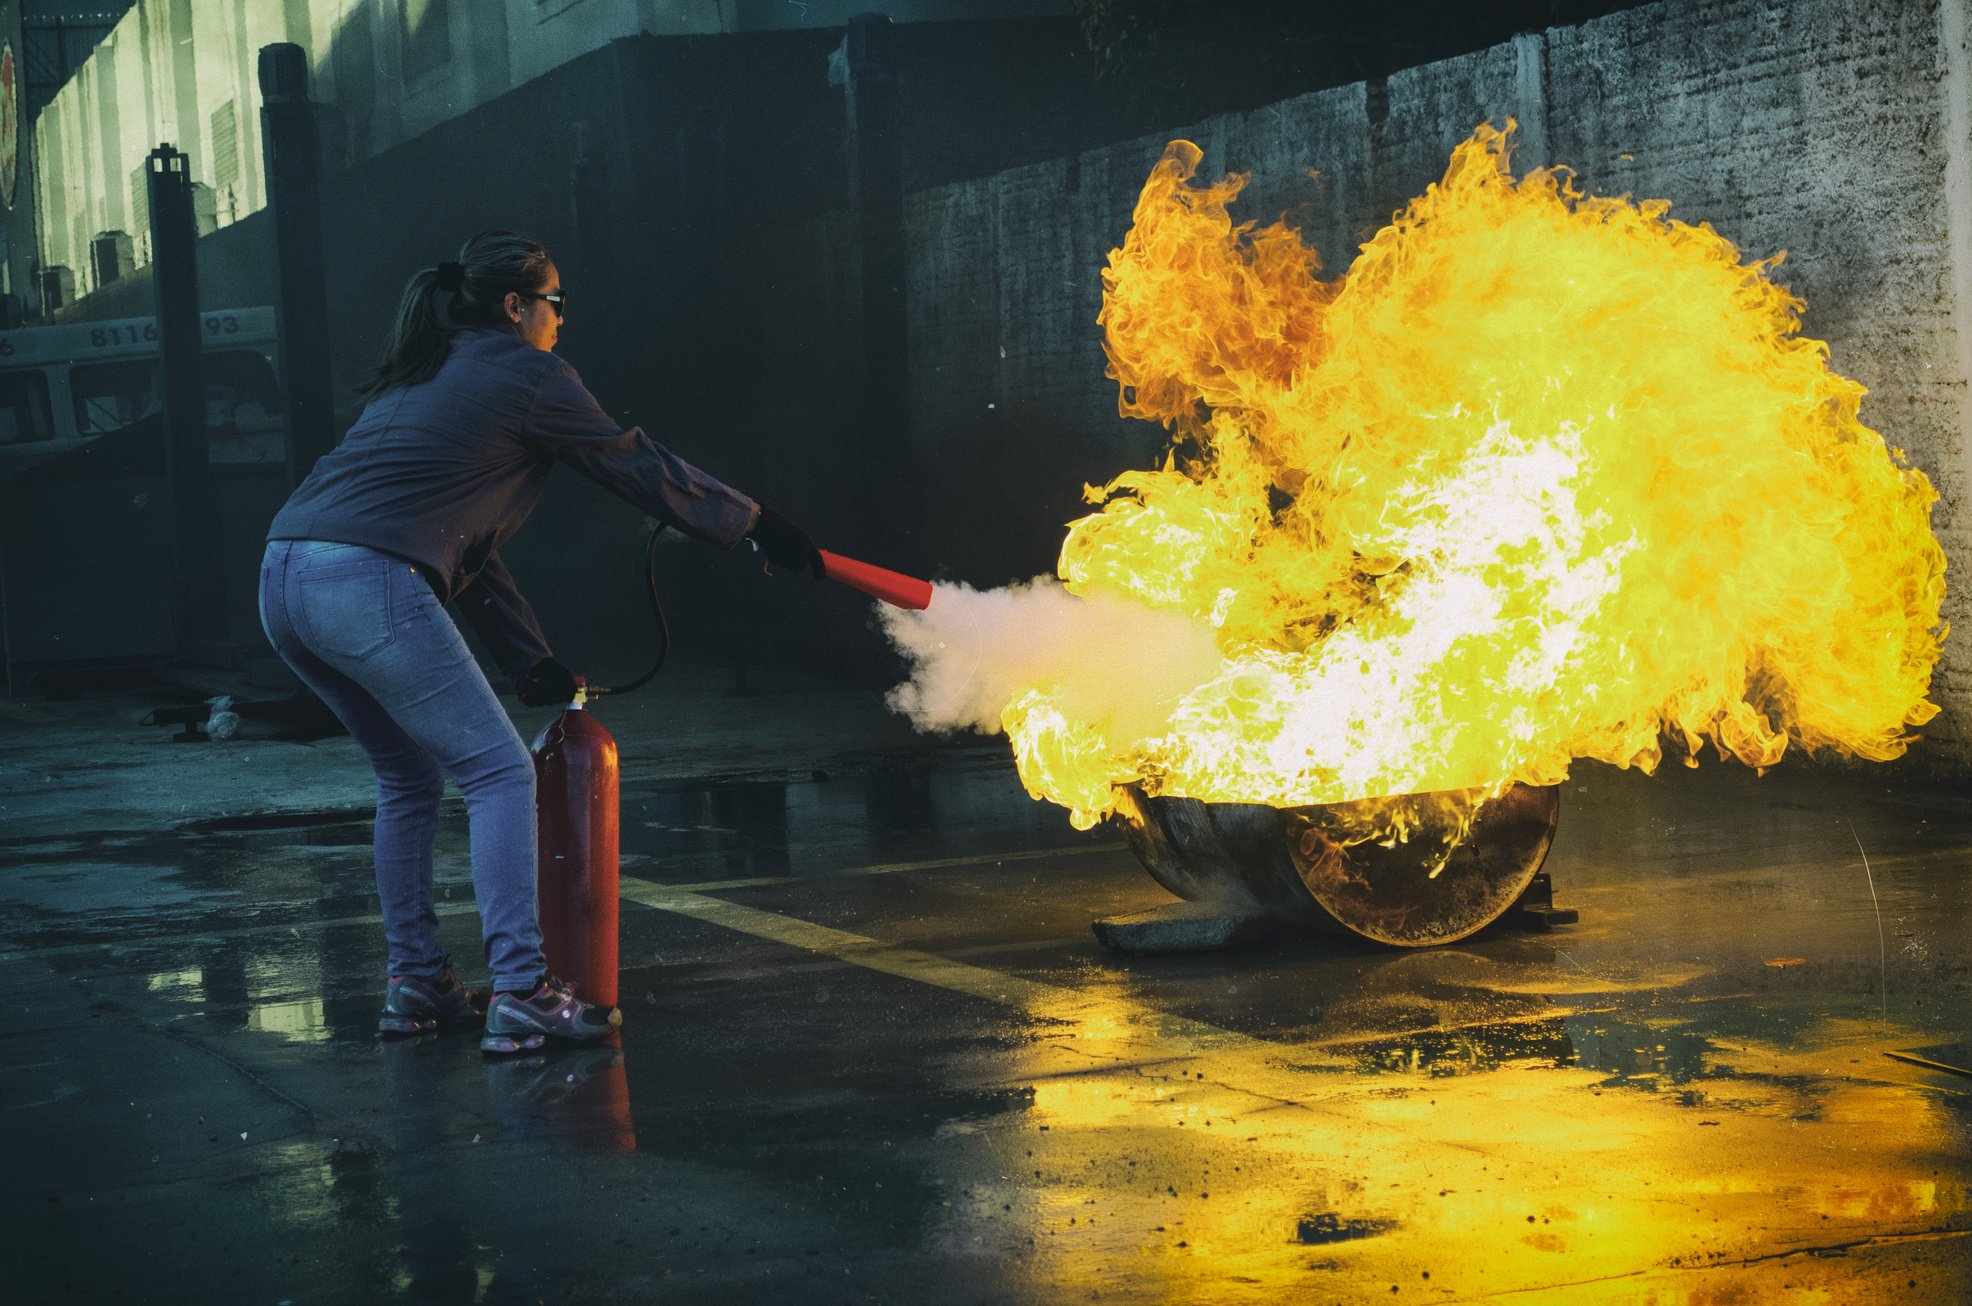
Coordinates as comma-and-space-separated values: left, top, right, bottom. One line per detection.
515, 289, 566, 320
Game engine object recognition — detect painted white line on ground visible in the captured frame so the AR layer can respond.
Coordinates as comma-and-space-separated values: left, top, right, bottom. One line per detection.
615, 876, 1269, 1056
0, 843, 1122, 962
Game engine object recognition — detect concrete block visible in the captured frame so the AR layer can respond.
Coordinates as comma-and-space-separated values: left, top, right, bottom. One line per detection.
1091, 899, 1281, 954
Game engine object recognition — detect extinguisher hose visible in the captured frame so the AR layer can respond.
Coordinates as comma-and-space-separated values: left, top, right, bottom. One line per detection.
584, 525, 669, 699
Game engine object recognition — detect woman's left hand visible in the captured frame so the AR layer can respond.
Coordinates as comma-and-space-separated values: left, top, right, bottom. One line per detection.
516, 658, 579, 706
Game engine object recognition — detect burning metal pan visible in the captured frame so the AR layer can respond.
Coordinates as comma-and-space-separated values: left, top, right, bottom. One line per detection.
1100, 782, 1569, 952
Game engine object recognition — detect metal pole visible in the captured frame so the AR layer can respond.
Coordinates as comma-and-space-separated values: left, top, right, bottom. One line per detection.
841, 13, 914, 564
0, 520, 16, 697
257, 43, 337, 484
845, 15, 907, 439
148, 142, 222, 655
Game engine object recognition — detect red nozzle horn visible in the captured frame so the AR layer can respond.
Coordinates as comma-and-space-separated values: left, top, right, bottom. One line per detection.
818, 550, 933, 611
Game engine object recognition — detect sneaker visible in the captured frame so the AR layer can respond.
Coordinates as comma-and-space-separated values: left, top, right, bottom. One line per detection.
480, 975, 622, 1054
378, 966, 480, 1035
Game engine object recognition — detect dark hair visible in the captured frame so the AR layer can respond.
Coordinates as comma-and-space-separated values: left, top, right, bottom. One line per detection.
355, 230, 553, 400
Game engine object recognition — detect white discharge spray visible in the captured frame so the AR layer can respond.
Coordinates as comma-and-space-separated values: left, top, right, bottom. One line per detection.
881, 578, 1221, 744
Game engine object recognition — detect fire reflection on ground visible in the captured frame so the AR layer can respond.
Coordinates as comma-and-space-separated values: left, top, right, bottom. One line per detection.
963, 977, 1968, 1299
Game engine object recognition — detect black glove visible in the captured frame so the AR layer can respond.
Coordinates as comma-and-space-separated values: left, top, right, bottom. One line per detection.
515, 657, 579, 707
747, 505, 824, 577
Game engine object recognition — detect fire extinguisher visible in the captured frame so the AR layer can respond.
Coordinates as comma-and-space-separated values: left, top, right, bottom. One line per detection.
528, 526, 677, 1009
530, 527, 933, 1010
531, 680, 621, 1008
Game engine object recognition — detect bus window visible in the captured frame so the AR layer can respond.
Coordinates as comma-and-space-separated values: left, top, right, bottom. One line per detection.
205, 350, 285, 464
0, 370, 52, 443
204, 350, 282, 435
73, 359, 161, 435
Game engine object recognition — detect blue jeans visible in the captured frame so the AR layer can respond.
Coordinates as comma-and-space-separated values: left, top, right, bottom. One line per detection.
258, 540, 547, 992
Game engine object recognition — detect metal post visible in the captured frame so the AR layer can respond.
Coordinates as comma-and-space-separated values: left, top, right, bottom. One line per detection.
0, 523, 16, 697
148, 143, 223, 656
845, 15, 907, 422
568, 121, 610, 299
257, 43, 337, 484
841, 14, 913, 557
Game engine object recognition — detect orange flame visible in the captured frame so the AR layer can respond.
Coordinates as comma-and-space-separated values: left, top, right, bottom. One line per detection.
1000, 123, 1946, 831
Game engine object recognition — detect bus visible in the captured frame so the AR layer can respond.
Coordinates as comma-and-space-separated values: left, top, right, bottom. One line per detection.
0, 306, 284, 471
0, 308, 289, 689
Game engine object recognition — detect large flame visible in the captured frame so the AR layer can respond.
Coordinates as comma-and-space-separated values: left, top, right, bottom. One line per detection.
908, 124, 1947, 833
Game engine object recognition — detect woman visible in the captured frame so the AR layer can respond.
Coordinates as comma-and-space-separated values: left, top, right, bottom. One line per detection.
259, 231, 818, 1054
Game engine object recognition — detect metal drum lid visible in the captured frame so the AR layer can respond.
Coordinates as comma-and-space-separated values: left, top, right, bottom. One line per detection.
1281, 783, 1560, 946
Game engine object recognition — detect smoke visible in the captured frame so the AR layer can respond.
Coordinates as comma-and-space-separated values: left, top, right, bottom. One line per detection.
881, 577, 1222, 742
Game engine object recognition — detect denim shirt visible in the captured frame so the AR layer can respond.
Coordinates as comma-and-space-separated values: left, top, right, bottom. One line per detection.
268, 328, 759, 683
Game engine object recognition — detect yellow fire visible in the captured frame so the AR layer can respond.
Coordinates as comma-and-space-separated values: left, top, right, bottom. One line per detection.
1004, 123, 1946, 830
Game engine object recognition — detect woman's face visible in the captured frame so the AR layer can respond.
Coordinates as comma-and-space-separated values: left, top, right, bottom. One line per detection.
503, 260, 562, 353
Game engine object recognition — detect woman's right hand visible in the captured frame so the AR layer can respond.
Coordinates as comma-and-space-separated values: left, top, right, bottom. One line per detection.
747, 506, 824, 577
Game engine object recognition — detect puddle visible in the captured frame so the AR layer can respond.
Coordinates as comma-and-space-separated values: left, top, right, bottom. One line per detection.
245, 997, 332, 1043
1327, 1010, 1845, 1096
1339, 1017, 1579, 1077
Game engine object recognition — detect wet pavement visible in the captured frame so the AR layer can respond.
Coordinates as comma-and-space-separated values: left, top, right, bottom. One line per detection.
2, 675, 1970, 1302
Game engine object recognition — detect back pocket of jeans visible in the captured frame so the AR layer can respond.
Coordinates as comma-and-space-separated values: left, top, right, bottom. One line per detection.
296, 563, 394, 660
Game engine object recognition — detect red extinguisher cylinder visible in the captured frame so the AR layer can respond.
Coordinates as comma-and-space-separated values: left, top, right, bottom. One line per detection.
532, 702, 621, 1008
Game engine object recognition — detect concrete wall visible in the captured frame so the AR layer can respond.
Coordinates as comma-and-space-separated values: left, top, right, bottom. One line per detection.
902, 0, 1972, 766
31, 0, 1070, 303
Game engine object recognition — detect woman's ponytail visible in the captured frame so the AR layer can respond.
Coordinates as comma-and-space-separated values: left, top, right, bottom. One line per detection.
354, 232, 552, 401
355, 267, 454, 400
